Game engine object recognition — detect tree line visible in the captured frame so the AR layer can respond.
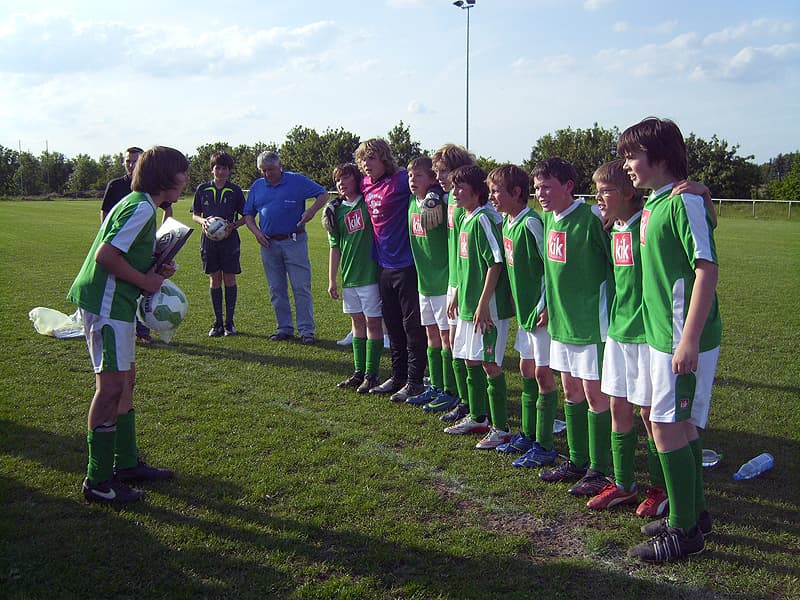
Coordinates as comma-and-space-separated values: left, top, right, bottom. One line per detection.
2, 122, 797, 200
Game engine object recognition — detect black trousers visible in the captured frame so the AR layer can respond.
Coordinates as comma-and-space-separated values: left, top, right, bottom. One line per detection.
378, 265, 426, 384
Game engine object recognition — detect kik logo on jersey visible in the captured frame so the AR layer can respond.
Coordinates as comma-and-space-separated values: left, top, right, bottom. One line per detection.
503, 237, 514, 266
459, 231, 469, 258
547, 230, 566, 263
448, 204, 455, 229
345, 210, 365, 233
640, 209, 651, 246
411, 213, 426, 237
613, 231, 634, 266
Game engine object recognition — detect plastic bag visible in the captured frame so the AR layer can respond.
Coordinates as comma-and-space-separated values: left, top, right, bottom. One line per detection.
29, 307, 85, 339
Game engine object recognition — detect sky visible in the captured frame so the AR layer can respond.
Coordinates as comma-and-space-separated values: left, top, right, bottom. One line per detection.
1, 0, 798, 166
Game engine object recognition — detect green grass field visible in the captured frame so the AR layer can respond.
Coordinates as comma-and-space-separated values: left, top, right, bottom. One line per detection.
1, 200, 798, 599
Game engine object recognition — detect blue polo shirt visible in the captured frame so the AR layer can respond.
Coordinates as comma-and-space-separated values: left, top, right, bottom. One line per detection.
244, 171, 325, 236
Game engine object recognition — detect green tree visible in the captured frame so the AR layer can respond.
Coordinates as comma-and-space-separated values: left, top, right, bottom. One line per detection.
766, 154, 800, 200
476, 156, 502, 174
0, 145, 19, 195
40, 151, 73, 194
17, 152, 44, 196
188, 142, 235, 191
67, 154, 102, 193
525, 123, 619, 195
685, 134, 761, 198
234, 142, 278, 190
387, 121, 423, 168
97, 153, 124, 188
279, 125, 360, 187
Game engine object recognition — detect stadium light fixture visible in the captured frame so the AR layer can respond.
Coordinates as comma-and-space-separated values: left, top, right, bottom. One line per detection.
453, 0, 476, 149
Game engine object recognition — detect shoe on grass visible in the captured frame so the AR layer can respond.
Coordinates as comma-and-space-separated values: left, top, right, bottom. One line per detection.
357, 373, 379, 394
641, 510, 713, 538
368, 377, 404, 395
496, 432, 534, 455
114, 459, 174, 482
269, 332, 294, 341
636, 486, 669, 518
405, 386, 440, 406
568, 469, 612, 496
629, 525, 704, 563
337, 371, 364, 389
512, 443, 558, 468
208, 324, 224, 337
224, 323, 236, 336
540, 459, 587, 483
475, 426, 512, 449
439, 401, 469, 422
82, 477, 144, 504
301, 333, 316, 345
443, 415, 490, 435
423, 391, 460, 413
390, 382, 426, 402
586, 483, 639, 510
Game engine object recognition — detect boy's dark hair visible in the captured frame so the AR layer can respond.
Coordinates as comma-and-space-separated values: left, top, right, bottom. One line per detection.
593, 159, 643, 207
126, 146, 144, 154
617, 117, 688, 181
332, 162, 362, 187
210, 151, 234, 170
488, 164, 529, 205
354, 138, 398, 176
432, 144, 475, 171
408, 156, 435, 178
132, 146, 189, 194
451, 165, 489, 205
530, 157, 577, 186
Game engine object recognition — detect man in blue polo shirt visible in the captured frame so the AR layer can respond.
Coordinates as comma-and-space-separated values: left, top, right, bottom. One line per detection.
244, 151, 328, 344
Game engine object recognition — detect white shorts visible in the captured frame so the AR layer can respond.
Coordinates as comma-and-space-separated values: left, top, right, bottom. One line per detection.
514, 326, 551, 366
601, 338, 651, 407
342, 284, 382, 318
648, 346, 719, 429
446, 285, 458, 327
419, 293, 449, 330
453, 318, 510, 365
549, 340, 603, 381
81, 309, 135, 373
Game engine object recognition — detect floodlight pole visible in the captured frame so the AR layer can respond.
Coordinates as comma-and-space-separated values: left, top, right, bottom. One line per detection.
453, 0, 475, 150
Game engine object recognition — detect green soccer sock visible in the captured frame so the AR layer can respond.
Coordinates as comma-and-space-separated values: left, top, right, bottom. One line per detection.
689, 437, 707, 515
660, 445, 696, 529
466, 364, 489, 420
536, 390, 558, 451
588, 409, 612, 475
442, 348, 456, 395
427, 346, 443, 390
87, 427, 116, 484
352, 336, 367, 373
366, 338, 382, 376
210, 287, 223, 325
647, 437, 666, 487
114, 410, 139, 470
453, 357, 469, 403
612, 429, 637, 492
487, 372, 509, 431
565, 400, 589, 466
521, 377, 539, 440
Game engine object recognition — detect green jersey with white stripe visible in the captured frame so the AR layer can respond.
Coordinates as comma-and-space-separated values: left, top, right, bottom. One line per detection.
328, 196, 378, 288
502, 207, 546, 332
608, 212, 646, 344
409, 194, 449, 296
446, 190, 465, 288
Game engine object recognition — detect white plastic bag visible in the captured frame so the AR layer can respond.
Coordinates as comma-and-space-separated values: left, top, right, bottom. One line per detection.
29, 307, 85, 339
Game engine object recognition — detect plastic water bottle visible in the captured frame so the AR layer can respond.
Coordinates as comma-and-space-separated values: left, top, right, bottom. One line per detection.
733, 453, 774, 481
552, 419, 567, 435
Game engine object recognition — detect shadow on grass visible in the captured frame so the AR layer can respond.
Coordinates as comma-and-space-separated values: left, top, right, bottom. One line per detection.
713, 375, 800, 396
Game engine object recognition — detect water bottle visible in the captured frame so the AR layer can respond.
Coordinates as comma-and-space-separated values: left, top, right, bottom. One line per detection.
552, 419, 567, 435
733, 453, 774, 481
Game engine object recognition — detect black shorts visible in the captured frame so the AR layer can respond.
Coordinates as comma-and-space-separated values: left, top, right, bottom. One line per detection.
201, 236, 242, 274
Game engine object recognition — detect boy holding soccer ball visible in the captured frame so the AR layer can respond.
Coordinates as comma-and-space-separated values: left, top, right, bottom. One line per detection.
190, 151, 246, 337
68, 146, 189, 503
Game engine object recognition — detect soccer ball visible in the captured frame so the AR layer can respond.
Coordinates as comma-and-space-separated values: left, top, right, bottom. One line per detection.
137, 280, 188, 339
205, 216, 229, 241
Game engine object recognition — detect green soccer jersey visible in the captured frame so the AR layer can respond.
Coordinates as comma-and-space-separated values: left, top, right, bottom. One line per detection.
456, 206, 513, 322
502, 207, 546, 332
67, 191, 157, 322
446, 190, 465, 288
640, 185, 721, 353
328, 195, 378, 288
542, 200, 613, 345
607, 212, 646, 344
409, 193, 449, 296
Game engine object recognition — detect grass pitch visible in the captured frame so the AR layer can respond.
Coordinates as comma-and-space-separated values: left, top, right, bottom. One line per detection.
1, 200, 798, 599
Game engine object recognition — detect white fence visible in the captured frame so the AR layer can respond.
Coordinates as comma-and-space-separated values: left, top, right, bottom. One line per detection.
573, 195, 796, 219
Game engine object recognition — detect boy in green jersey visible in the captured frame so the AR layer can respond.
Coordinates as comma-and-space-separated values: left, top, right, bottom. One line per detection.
619, 117, 721, 563
68, 146, 189, 503
444, 165, 514, 450
487, 165, 559, 467
533, 158, 614, 498
327, 163, 383, 393
405, 157, 459, 412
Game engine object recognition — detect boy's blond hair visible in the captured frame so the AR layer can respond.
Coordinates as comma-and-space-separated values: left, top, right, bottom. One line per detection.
432, 144, 475, 171
488, 164, 529, 206
354, 138, 398, 176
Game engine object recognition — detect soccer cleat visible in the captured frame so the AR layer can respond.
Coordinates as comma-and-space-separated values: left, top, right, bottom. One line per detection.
269, 332, 294, 341
82, 477, 145, 504
208, 324, 224, 337
337, 371, 365, 389
405, 386, 440, 406
512, 443, 558, 468
443, 415, 491, 435
136, 334, 153, 345
641, 511, 713, 538
636, 486, 669, 518
356, 373, 379, 394
423, 391, 460, 413
114, 459, 174, 482
568, 470, 612, 496
629, 525, 704, 563
390, 382, 426, 403
224, 324, 237, 336
586, 483, 639, 510
475, 427, 513, 449
439, 402, 469, 422
496, 432, 534, 455
368, 377, 404, 395
540, 459, 588, 483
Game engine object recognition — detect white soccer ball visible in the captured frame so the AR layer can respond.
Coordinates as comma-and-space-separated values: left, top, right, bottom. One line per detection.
205, 216, 229, 241
137, 280, 188, 335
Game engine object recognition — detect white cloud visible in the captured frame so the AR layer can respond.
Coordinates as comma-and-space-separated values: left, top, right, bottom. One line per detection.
512, 54, 577, 75
583, 0, 613, 12
408, 100, 431, 114
704, 18, 797, 46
